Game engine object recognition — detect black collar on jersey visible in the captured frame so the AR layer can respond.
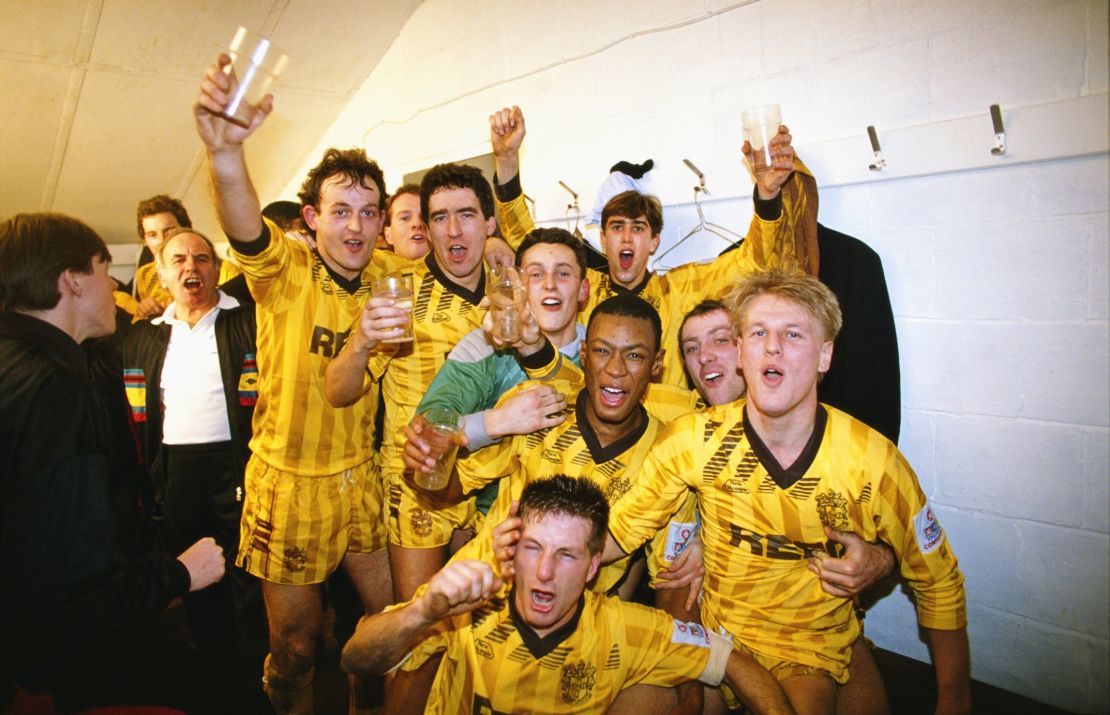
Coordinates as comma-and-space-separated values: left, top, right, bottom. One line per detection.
314, 250, 362, 295
425, 254, 485, 305
609, 271, 652, 297
508, 586, 585, 660
743, 404, 828, 490
575, 390, 650, 464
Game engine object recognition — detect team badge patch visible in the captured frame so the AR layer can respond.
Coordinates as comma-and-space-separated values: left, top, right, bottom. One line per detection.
411, 508, 433, 537
815, 488, 850, 531
913, 503, 945, 554
283, 546, 308, 572
671, 619, 711, 648
560, 662, 596, 705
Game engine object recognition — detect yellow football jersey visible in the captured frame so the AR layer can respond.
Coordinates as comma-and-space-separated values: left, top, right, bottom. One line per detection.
497, 161, 813, 387
367, 256, 488, 546
133, 260, 171, 307
404, 586, 728, 714
232, 218, 404, 475
609, 400, 966, 682
453, 386, 662, 593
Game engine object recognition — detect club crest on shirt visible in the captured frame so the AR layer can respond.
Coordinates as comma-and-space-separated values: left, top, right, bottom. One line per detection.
560, 661, 596, 705
411, 508, 434, 537
815, 488, 850, 531
432, 312, 450, 323
282, 546, 308, 572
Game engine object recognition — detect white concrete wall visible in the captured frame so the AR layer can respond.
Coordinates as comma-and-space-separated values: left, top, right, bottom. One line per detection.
284, 1, 1109, 710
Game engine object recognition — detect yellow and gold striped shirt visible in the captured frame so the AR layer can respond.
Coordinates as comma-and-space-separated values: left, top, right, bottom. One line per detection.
497, 162, 814, 387
232, 218, 404, 475
405, 585, 726, 714
609, 400, 966, 682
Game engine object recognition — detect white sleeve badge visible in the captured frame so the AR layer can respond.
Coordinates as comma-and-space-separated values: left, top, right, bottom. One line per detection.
671, 619, 712, 648
912, 502, 946, 554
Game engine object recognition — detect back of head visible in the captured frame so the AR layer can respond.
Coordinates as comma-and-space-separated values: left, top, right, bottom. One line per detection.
0, 213, 110, 312
601, 190, 663, 237
297, 148, 387, 221
518, 475, 609, 555
136, 194, 191, 240
587, 293, 662, 352
516, 227, 588, 279
262, 200, 304, 232
419, 164, 494, 222
726, 269, 842, 342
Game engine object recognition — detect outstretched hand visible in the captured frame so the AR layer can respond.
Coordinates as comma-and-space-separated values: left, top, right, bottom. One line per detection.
194, 53, 273, 152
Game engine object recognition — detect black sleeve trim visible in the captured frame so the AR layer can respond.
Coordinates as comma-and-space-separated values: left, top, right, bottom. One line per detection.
518, 338, 556, 371
228, 222, 271, 256
494, 172, 523, 202
753, 185, 783, 221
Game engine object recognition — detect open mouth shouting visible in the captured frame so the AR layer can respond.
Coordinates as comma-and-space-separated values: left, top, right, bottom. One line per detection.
598, 385, 629, 409
529, 588, 555, 614
618, 249, 635, 271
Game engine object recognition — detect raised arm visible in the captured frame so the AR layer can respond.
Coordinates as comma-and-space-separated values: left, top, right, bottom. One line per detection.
490, 106, 535, 249
341, 559, 500, 675
193, 54, 268, 243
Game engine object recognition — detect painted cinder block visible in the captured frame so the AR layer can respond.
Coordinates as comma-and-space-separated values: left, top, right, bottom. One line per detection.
933, 415, 1084, 525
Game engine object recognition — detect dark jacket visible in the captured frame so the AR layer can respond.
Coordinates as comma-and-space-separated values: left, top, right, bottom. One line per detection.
815, 223, 901, 444
0, 311, 191, 685
118, 300, 258, 492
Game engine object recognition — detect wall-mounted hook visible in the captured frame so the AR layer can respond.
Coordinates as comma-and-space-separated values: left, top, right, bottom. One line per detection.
990, 104, 1006, 156
683, 158, 711, 197
867, 126, 886, 171
558, 180, 579, 208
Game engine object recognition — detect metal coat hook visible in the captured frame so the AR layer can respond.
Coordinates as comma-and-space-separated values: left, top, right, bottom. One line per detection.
990, 104, 1006, 156
867, 126, 886, 171
558, 181, 581, 237
683, 159, 710, 197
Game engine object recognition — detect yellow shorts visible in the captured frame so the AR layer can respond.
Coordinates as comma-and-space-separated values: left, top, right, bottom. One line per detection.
717, 637, 847, 709
385, 466, 479, 549
646, 491, 699, 587
238, 456, 386, 584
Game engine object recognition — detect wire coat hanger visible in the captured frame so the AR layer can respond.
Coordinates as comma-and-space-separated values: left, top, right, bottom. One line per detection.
653, 159, 745, 271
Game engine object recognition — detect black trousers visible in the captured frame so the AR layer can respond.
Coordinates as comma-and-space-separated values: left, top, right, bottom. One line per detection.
163, 442, 271, 714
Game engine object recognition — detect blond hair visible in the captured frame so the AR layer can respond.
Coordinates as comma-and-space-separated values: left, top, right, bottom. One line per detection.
726, 269, 842, 342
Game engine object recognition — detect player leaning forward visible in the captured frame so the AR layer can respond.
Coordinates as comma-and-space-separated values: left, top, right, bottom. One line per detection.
342, 475, 796, 715
603, 270, 971, 715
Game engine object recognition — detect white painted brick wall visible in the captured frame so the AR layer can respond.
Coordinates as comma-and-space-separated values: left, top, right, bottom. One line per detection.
282, 1, 1109, 710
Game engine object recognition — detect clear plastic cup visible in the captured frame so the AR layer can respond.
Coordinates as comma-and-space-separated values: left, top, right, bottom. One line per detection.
741, 104, 782, 175
373, 272, 414, 343
487, 264, 526, 343
413, 408, 464, 491
222, 27, 289, 128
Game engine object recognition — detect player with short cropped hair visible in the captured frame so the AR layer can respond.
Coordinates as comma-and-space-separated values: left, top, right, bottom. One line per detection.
341, 476, 796, 715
